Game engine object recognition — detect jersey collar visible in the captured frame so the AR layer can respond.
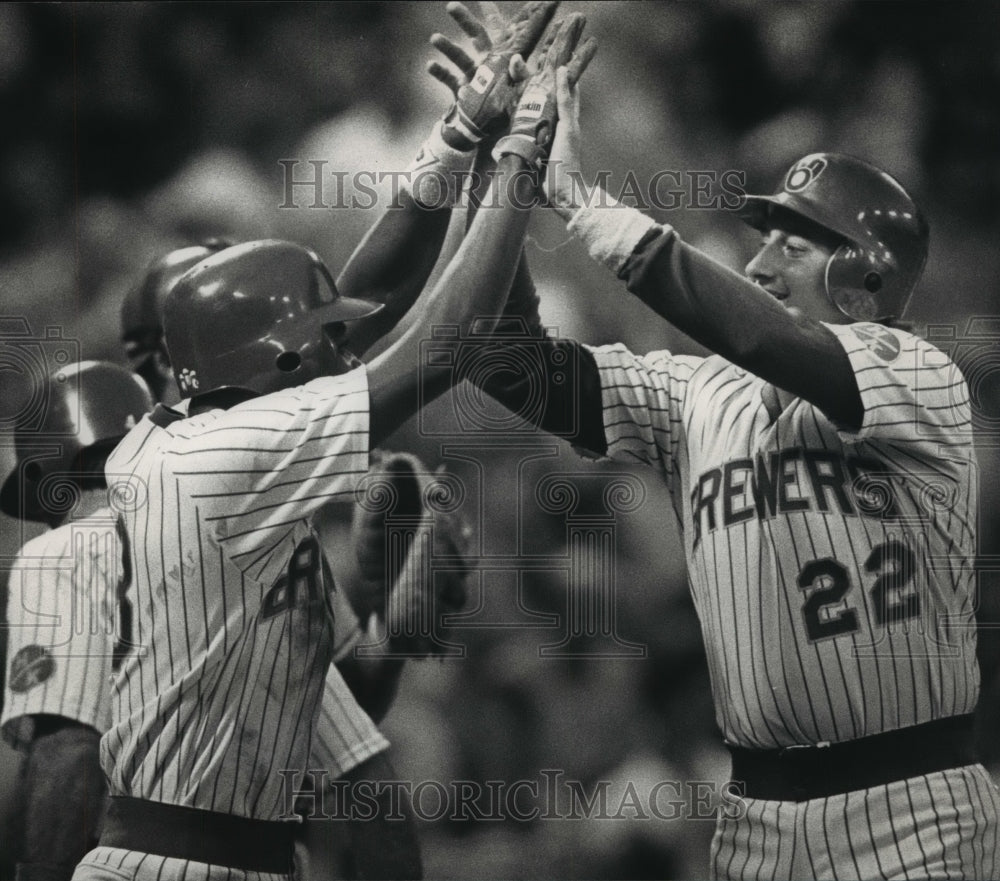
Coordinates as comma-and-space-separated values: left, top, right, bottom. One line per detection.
149, 402, 186, 429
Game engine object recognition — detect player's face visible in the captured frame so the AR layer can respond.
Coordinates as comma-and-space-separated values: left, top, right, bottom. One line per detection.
744, 219, 847, 324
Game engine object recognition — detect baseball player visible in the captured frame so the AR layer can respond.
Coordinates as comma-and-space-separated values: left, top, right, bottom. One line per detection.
439, 61, 998, 878
122, 241, 471, 877
121, 243, 400, 734
122, 241, 407, 880
71, 14, 593, 880
1, 361, 154, 881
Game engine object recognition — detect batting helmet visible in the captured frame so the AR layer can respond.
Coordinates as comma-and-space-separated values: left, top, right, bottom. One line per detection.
739, 153, 929, 322
121, 240, 234, 400
0, 361, 154, 523
163, 240, 383, 398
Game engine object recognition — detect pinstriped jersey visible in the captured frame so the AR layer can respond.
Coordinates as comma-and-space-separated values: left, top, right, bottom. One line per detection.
153, 396, 388, 780
103, 369, 371, 820
310, 665, 388, 775
313, 584, 388, 774
2, 509, 120, 746
588, 322, 978, 749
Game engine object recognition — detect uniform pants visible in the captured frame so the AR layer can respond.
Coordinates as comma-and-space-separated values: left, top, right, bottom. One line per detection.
710, 764, 1000, 881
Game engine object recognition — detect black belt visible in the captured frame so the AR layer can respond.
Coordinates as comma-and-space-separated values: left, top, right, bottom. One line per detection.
99, 796, 296, 874
727, 714, 979, 802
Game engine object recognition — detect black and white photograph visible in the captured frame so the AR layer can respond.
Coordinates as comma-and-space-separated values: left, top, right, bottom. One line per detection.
1, 2, 999, 879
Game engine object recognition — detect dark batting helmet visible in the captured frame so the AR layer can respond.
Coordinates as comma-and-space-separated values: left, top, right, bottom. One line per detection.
163, 240, 383, 398
0, 361, 154, 523
121, 240, 234, 399
739, 153, 929, 322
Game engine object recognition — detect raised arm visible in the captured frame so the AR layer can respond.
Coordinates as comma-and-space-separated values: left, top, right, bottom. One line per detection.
434, 9, 606, 452
366, 156, 535, 445
330, 4, 565, 358
363, 0, 561, 359
366, 13, 592, 447
545, 70, 864, 430
334, 194, 454, 360
620, 228, 863, 428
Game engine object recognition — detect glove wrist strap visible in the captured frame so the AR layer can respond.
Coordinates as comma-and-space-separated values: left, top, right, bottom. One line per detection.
492, 134, 548, 173
442, 104, 486, 148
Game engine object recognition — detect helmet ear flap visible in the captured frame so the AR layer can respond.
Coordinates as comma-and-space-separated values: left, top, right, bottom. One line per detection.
825, 243, 898, 322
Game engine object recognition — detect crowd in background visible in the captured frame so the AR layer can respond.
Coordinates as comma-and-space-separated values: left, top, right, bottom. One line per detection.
1, 3, 999, 878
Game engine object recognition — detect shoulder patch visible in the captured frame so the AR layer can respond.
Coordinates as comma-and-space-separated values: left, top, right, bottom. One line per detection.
8, 645, 56, 693
850, 323, 901, 362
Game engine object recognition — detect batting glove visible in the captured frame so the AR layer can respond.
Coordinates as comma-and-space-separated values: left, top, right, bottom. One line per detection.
429, 1, 561, 146
492, 13, 597, 173
404, 1, 559, 207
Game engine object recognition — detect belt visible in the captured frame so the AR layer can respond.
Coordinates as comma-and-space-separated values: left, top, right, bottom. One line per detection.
727, 714, 979, 802
99, 796, 296, 874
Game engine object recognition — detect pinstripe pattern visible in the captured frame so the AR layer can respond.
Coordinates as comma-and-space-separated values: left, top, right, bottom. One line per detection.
302, 578, 390, 777
99, 370, 371, 827
72, 846, 289, 880
589, 325, 978, 749
710, 766, 1000, 880
2, 509, 119, 744
588, 322, 994, 877
308, 664, 388, 775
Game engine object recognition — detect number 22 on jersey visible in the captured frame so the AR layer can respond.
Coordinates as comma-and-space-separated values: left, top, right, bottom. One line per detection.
798, 539, 920, 641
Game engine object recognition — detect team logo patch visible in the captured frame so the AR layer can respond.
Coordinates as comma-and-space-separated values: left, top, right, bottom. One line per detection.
851, 323, 901, 362
8, 644, 56, 693
178, 367, 200, 391
785, 156, 827, 193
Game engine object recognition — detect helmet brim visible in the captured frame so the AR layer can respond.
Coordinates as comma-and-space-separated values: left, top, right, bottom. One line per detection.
315, 295, 385, 325
737, 193, 858, 246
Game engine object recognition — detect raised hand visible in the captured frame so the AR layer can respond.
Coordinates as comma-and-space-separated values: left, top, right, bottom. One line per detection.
492, 12, 597, 172
544, 66, 585, 216
428, 1, 560, 144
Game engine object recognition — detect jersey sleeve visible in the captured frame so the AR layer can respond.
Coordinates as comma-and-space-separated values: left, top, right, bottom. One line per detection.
2, 526, 117, 747
160, 369, 371, 574
584, 343, 695, 493
329, 573, 364, 659
308, 664, 388, 777
825, 323, 972, 446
